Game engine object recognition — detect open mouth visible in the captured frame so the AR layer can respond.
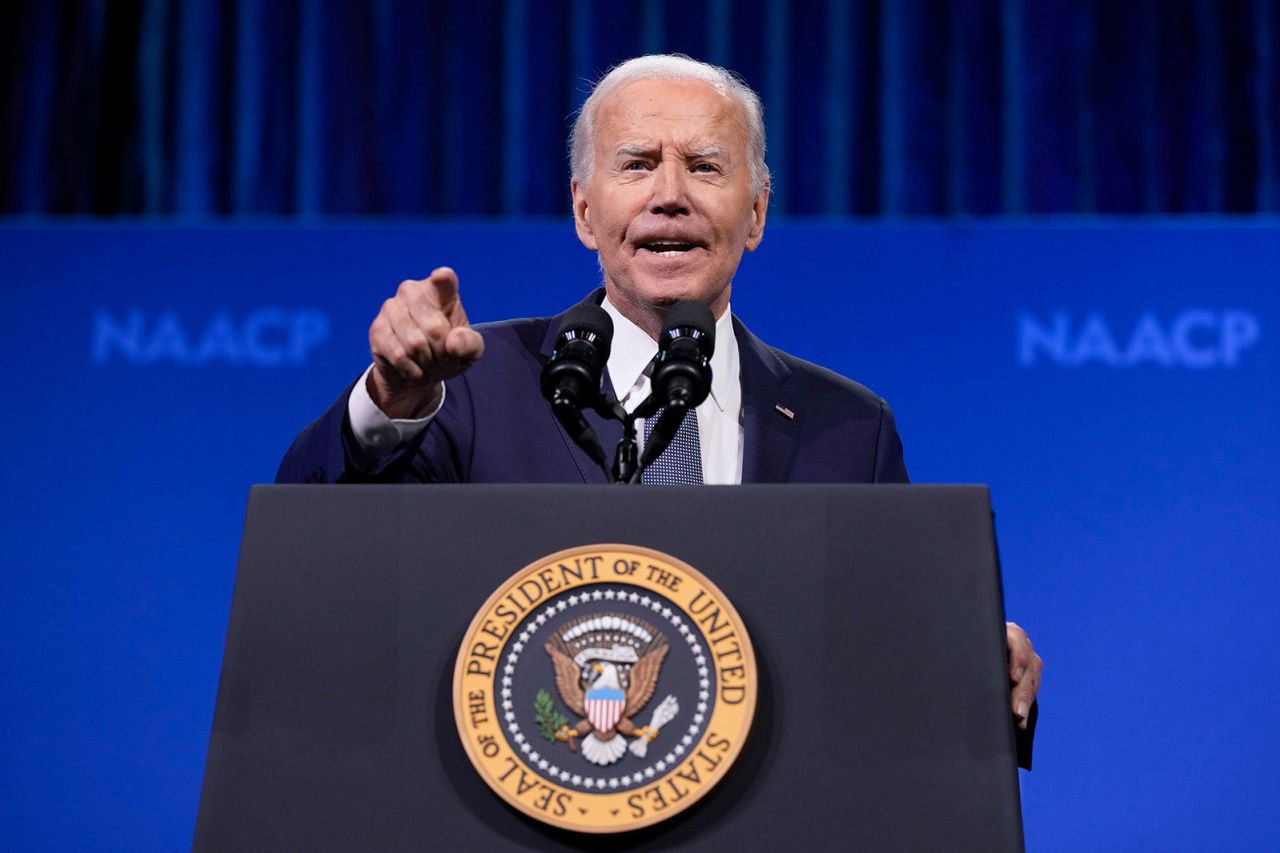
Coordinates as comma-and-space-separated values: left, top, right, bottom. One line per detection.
638, 241, 699, 258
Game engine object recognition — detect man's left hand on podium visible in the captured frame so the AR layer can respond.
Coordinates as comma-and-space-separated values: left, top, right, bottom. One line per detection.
1006, 622, 1042, 731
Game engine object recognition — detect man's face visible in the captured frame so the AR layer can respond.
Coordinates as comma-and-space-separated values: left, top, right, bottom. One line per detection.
571, 78, 769, 335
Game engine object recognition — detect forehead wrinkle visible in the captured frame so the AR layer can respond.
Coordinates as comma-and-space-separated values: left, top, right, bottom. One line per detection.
601, 85, 746, 132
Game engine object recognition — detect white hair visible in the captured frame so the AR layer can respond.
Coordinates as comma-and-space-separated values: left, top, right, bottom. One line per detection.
569, 54, 770, 196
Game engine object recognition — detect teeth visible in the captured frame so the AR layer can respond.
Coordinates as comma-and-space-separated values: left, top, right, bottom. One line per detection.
643, 242, 694, 256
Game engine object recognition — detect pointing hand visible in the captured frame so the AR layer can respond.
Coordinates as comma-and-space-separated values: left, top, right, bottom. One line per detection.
367, 267, 484, 418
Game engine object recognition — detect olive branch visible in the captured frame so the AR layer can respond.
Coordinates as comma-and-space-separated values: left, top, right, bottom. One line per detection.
534, 689, 569, 742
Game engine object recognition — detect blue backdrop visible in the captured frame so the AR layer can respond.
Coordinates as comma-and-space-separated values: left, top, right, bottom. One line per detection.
1, 220, 1277, 850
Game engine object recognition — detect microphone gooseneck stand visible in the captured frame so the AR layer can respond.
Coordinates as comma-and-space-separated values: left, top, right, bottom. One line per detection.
609, 392, 693, 485
612, 410, 640, 484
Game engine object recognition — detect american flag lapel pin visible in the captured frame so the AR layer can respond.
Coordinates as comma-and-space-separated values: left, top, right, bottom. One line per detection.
774, 403, 795, 420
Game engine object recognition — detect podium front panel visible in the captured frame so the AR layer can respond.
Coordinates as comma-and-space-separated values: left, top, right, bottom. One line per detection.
196, 485, 1022, 851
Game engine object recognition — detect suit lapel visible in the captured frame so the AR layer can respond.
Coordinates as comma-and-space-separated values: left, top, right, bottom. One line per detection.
735, 317, 800, 483
540, 290, 621, 483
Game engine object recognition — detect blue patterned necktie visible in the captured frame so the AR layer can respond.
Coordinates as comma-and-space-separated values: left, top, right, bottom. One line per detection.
642, 409, 704, 484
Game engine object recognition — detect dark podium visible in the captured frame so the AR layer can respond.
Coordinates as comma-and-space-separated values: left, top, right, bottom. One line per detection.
195, 485, 1024, 851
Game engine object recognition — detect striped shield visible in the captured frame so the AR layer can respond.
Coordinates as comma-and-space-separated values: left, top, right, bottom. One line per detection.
584, 687, 626, 733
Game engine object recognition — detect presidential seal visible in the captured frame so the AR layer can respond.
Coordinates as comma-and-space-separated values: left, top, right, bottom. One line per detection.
453, 544, 756, 833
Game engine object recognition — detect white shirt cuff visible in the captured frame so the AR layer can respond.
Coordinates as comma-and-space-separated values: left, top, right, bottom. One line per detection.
347, 364, 445, 459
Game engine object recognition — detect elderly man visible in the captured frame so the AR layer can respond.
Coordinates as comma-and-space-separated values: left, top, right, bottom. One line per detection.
277, 54, 1041, 762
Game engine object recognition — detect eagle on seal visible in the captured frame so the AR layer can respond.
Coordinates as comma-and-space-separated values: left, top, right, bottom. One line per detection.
544, 612, 671, 766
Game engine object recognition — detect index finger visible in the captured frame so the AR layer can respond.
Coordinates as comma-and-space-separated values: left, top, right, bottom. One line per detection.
397, 267, 460, 312
401, 267, 468, 332
426, 266, 460, 311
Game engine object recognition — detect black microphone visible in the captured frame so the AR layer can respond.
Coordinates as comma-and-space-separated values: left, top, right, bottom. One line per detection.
650, 300, 715, 408
540, 304, 614, 470
638, 301, 715, 473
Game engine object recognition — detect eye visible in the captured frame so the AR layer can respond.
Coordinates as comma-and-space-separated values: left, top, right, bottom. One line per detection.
622, 160, 649, 171
692, 162, 719, 174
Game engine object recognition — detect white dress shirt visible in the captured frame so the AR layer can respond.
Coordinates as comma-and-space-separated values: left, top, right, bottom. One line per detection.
599, 298, 743, 484
347, 296, 744, 483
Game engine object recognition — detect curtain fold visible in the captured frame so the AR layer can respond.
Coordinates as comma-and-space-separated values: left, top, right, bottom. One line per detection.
3, 0, 1277, 217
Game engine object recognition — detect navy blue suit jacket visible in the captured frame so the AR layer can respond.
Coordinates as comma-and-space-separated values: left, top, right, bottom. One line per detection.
277, 296, 909, 486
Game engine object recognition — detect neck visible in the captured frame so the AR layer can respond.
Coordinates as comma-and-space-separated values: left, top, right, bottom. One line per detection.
603, 285, 730, 341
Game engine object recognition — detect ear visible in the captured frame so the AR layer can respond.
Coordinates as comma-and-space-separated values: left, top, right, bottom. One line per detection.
571, 179, 598, 251
744, 183, 770, 252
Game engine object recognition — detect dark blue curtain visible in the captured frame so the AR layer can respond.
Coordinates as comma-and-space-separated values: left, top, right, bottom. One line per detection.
3, 0, 1277, 217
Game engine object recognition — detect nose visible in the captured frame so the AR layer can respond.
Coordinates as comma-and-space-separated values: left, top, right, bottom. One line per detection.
648, 160, 689, 216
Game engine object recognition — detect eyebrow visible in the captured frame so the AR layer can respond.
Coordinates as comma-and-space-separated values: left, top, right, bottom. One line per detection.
685, 146, 723, 159
613, 144, 726, 159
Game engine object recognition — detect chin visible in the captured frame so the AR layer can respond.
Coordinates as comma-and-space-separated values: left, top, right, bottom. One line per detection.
646, 289, 693, 307
636, 278, 719, 308
606, 269, 727, 317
